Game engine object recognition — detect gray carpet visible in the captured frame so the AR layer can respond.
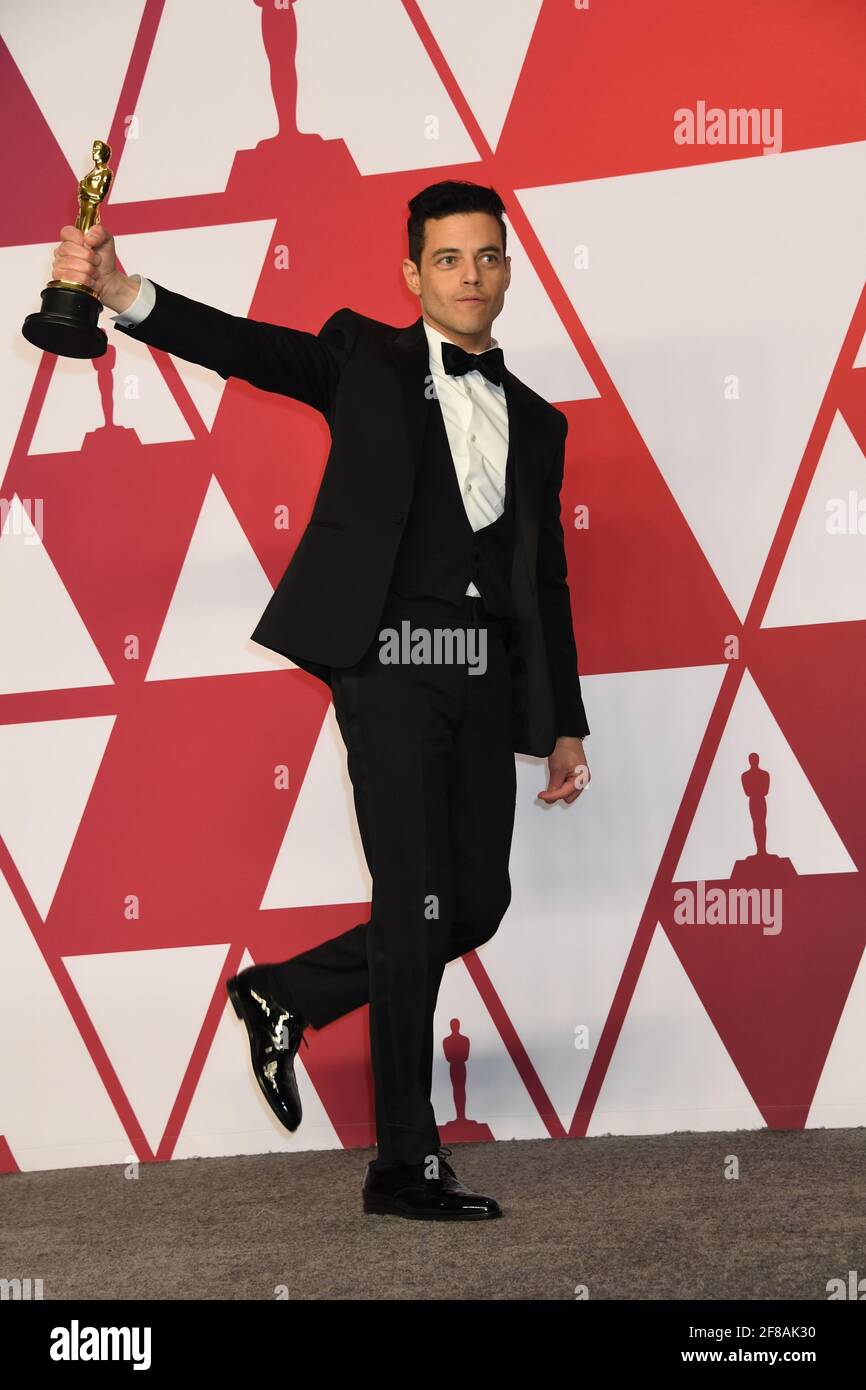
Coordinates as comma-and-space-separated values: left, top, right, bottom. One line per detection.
2, 1129, 863, 1300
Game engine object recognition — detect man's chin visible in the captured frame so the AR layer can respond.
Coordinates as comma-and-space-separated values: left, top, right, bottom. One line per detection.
451, 306, 494, 331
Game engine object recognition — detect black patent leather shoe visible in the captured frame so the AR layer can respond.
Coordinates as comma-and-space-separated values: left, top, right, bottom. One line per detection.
362, 1146, 502, 1220
226, 964, 309, 1132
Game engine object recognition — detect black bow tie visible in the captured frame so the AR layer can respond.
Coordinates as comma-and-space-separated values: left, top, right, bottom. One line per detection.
441, 340, 505, 387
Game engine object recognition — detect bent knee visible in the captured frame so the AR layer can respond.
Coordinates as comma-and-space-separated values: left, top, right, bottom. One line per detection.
463, 880, 512, 950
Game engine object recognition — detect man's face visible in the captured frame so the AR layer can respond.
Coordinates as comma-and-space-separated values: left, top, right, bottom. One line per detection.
402, 211, 510, 349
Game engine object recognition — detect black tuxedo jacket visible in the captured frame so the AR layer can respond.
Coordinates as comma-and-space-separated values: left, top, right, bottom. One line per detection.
115, 285, 590, 756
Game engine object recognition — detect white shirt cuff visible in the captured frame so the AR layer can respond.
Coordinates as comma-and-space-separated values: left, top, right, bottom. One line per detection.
110, 274, 155, 327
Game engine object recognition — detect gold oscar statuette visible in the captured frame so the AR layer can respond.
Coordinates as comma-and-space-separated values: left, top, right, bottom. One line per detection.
22, 138, 114, 358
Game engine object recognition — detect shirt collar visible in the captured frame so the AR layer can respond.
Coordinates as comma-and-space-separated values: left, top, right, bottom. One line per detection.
422, 317, 499, 374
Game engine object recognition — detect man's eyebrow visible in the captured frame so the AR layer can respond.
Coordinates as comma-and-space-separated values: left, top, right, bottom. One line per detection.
430, 245, 502, 256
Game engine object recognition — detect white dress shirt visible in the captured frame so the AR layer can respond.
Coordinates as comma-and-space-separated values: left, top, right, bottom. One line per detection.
111, 280, 509, 598
420, 318, 508, 597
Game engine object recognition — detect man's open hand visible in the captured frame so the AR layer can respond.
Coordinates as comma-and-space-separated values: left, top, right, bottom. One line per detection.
537, 735, 590, 805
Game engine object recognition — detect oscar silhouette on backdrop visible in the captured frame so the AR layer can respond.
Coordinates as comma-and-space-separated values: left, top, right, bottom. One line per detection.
731, 754, 796, 884
439, 1018, 494, 1144
742, 752, 769, 854
48, 177, 592, 1222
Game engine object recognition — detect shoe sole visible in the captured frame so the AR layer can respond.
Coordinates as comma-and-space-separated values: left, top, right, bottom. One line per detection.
362, 1194, 502, 1220
226, 976, 301, 1133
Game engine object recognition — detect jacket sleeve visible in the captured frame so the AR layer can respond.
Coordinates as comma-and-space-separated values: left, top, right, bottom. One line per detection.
536, 411, 590, 740
113, 281, 359, 416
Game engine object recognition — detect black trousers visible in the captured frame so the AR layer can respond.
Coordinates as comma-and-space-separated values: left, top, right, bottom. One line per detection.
270, 591, 518, 1169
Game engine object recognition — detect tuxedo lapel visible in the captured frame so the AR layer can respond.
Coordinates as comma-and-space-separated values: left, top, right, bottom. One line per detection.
388, 315, 542, 583
389, 316, 430, 497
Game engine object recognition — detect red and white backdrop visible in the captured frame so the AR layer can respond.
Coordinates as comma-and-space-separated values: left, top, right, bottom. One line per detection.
1, 0, 865, 1174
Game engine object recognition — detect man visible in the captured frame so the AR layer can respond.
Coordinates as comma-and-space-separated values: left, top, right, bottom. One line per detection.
52, 180, 591, 1221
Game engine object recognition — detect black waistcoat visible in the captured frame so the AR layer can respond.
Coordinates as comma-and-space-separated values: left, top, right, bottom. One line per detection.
388, 393, 515, 618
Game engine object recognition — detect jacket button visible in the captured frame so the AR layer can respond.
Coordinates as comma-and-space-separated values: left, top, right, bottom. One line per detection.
391, 511, 404, 524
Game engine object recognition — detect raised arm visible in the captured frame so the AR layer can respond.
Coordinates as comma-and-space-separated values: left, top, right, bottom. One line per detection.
51, 223, 358, 416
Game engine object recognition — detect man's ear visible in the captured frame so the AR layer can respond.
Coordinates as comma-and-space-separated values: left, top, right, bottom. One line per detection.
402, 257, 420, 295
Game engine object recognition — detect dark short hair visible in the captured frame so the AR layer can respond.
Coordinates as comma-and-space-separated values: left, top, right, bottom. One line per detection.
407, 180, 507, 268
